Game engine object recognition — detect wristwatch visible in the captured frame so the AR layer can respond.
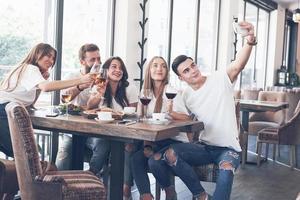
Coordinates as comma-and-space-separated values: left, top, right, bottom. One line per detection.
76, 85, 83, 92
246, 36, 257, 46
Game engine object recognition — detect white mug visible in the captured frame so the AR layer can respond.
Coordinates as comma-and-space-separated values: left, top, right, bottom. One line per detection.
232, 22, 248, 37
124, 107, 136, 115
152, 113, 166, 121
97, 112, 113, 120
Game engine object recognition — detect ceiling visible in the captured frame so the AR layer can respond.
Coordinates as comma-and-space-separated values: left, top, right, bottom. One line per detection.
272, 0, 298, 9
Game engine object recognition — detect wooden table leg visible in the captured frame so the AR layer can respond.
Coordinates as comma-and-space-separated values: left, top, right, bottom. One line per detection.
50, 131, 59, 164
108, 140, 124, 200
71, 135, 85, 170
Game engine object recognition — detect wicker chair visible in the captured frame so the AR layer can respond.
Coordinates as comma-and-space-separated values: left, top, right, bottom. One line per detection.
257, 100, 300, 169
0, 159, 18, 200
5, 102, 106, 200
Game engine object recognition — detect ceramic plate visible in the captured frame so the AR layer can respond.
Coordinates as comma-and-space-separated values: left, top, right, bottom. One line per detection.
146, 118, 170, 125
94, 118, 114, 124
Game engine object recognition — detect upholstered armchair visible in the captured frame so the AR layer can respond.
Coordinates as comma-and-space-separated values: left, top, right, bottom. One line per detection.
5, 102, 106, 200
241, 88, 262, 100
248, 91, 287, 135
257, 100, 300, 169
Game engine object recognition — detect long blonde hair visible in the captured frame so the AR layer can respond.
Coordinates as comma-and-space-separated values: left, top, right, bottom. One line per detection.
0, 43, 57, 92
143, 56, 169, 113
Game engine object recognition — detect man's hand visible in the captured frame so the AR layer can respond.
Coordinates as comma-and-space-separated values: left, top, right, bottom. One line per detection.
227, 21, 255, 83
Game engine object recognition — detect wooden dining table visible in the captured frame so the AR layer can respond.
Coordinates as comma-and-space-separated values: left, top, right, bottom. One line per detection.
29, 109, 204, 200
237, 99, 289, 165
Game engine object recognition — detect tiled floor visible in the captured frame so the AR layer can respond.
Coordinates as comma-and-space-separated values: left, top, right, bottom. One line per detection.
131, 153, 300, 200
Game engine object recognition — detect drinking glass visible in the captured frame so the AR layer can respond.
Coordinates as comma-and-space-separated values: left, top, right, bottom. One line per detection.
165, 85, 177, 100
97, 68, 107, 87
61, 94, 72, 117
139, 89, 153, 121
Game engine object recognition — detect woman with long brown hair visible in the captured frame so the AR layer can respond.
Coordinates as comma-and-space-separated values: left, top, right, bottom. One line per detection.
0, 43, 93, 157
87, 56, 139, 200
131, 56, 190, 200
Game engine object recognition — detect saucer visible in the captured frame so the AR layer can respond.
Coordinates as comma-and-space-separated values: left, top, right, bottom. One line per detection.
146, 118, 170, 125
94, 117, 114, 124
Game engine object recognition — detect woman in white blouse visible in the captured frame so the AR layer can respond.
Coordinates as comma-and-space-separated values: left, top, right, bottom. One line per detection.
131, 56, 190, 200
0, 43, 93, 157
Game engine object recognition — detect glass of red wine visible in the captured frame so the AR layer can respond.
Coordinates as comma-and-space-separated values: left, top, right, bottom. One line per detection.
139, 89, 153, 121
165, 85, 177, 100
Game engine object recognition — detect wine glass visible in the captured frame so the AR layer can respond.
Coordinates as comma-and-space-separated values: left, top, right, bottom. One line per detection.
61, 94, 72, 117
139, 89, 153, 121
165, 85, 177, 100
97, 68, 107, 87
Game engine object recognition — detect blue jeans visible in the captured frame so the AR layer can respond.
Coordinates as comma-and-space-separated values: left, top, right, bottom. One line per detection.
131, 139, 180, 195
56, 135, 111, 174
148, 142, 240, 200
56, 135, 137, 186
0, 102, 14, 157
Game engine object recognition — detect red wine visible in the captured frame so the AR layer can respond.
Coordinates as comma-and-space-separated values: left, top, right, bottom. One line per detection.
140, 97, 151, 105
165, 92, 177, 99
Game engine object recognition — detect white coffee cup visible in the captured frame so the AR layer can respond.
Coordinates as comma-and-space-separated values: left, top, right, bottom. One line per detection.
124, 107, 136, 115
232, 22, 248, 37
152, 113, 166, 121
97, 111, 113, 120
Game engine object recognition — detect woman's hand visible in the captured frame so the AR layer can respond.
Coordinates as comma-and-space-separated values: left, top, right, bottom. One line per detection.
42, 71, 50, 80
80, 73, 95, 85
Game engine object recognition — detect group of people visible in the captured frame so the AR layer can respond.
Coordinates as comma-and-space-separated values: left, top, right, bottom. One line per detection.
0, 21, 256, 200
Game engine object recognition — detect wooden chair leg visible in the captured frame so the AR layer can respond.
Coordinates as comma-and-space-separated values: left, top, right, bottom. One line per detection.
272, 144, 276, 161
290, 145, 296, 170
277, 144, 281, 158
265, 143, 269, 159
257, 142, 262, 166
3, 193, 17, 200
155, 182, 161, 200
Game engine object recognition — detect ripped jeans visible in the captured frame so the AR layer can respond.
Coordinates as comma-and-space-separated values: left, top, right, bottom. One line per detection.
148, 142, 240, 200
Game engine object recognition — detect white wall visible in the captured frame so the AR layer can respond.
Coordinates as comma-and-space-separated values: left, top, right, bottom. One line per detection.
114, 0, 141, 88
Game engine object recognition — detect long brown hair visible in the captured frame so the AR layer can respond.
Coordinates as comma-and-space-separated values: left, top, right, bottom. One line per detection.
0, 43, 57, 92
102, 56, 129, 108
143, 56, 169, 113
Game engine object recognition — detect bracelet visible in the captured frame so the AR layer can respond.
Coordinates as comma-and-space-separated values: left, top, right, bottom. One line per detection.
246, 36, 257, 46
76, 85, 83, 92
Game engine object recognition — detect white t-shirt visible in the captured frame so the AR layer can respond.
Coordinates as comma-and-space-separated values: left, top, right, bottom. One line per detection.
0, 64, 47, 106
100, 84, 138, 111
62, 71, 92, 106
182, 70, 241, 152
138, 84, 189, 142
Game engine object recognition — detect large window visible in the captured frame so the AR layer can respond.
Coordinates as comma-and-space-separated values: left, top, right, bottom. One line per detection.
146, 0, 170, 59
146, 0, 220, 89
0, 0, 56, 106
239, 1, 270, 89
0, 0, 55, 80
0, 0, 113, 106
61, 0, 112, 80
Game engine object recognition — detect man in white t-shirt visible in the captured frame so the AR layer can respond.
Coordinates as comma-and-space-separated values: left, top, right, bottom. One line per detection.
56, 43, 106, 176
148, 21, 257, 200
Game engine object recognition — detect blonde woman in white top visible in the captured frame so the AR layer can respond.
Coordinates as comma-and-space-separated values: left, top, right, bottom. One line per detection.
0, 43, 94, 157
131, 56, 190, 200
